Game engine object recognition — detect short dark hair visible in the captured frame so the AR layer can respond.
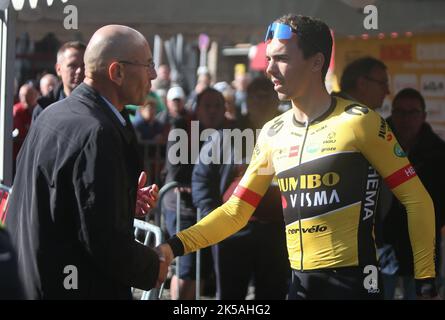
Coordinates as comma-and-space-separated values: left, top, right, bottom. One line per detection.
196, 87, 225, 109
275, 14, 333, 80
340, 57, 387, 93
57, 41, 86, 63
393, 88, 426, 112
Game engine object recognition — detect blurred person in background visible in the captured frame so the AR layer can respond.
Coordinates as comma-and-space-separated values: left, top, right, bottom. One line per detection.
186, 66, 212, 112
39, 73, 59, 97
214, 81, 239, 125
132, 95, 165, 143
13, 83, 39, 162
337, 56, 390, 111
163, 87, 226, 299
152, 64, 171, 91
381, 88, 445, 299
32, 41, 86, 121
157, 86, 192, 141
232, 64, 251, 116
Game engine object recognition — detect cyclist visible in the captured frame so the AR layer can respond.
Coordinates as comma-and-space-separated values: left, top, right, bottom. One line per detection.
156, 14, 437, 300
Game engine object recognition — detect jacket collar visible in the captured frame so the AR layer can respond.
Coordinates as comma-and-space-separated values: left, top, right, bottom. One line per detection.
70, 83, 135, 145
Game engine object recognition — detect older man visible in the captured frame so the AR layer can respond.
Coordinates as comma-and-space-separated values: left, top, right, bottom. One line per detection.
6, 25, 160, 299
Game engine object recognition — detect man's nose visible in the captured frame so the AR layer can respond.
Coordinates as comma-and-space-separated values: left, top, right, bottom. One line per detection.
265, 60, 275, 76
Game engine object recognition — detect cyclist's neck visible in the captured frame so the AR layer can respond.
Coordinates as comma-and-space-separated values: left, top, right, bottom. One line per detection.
291, 89, 331, 124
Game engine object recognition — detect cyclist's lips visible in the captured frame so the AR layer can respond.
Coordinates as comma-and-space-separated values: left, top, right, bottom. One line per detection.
273, 79, 284, 90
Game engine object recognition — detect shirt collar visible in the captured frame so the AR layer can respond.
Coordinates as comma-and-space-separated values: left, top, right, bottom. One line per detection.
100, 95, 127, 126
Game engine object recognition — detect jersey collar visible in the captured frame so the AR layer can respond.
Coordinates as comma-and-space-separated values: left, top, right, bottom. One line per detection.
292, 96, 337, 127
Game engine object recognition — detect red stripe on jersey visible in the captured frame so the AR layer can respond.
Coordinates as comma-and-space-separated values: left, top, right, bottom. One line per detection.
233, 186, 262, 208
385, 164, 417, 189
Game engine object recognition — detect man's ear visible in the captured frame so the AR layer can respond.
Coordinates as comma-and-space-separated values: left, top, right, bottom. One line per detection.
55, 63, 61, 77
312, 52, 325, 73
109, 61, 124, 85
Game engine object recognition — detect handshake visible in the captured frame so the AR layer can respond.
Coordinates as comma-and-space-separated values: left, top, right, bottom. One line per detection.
154, 243, 175, 288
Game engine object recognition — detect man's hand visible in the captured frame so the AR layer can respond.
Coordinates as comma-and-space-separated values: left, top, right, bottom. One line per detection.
155, 243, 174, 288
135, 171, 159, 217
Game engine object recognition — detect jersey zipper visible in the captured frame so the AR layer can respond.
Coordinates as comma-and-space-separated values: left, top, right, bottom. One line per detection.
297, 120, 310, 271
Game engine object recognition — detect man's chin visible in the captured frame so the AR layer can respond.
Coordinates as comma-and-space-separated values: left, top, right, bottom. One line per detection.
277, 92, 291, 101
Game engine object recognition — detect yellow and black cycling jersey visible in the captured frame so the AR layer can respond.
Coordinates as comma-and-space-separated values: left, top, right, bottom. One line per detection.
175, 96, 436, 280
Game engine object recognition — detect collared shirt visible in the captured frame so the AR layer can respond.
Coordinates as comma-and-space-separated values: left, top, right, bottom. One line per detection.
100, 95, 126, 126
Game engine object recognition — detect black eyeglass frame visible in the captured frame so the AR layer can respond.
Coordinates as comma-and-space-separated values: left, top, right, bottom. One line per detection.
118, 60, 155, 69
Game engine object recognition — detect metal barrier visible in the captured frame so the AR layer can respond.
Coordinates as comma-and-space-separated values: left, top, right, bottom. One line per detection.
133, 218, 164, 300
151, 180, 182, 299
153, 181, 179, 227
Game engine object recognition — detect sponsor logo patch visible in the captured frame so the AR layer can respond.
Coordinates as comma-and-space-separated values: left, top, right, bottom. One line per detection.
378, 117, 387, 139
288, 224, 328, 234
393, 143, 406, 157
306, 144, 320, 153
289, 145, 300, 158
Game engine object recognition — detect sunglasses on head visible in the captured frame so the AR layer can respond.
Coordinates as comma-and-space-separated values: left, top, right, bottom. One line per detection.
264, 22, 326, 55
264, 22, 298, 42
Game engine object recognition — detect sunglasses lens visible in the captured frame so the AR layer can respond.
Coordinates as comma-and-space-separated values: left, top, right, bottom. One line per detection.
264, 24, 274, 42
274, 23, 293, 39
264, 23, 294, 42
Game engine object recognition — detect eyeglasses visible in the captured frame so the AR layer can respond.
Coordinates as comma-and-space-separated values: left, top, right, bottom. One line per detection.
364, 76, 389, 89
118, 60, 155, 69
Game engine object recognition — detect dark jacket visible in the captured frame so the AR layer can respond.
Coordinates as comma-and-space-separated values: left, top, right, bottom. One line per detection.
32, 83, 66, 122
382, 120, 445, 276
0, 226, 24, 299
162, 110, 194, 187
191, 129, 233, 216
6, 83, 159, 299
